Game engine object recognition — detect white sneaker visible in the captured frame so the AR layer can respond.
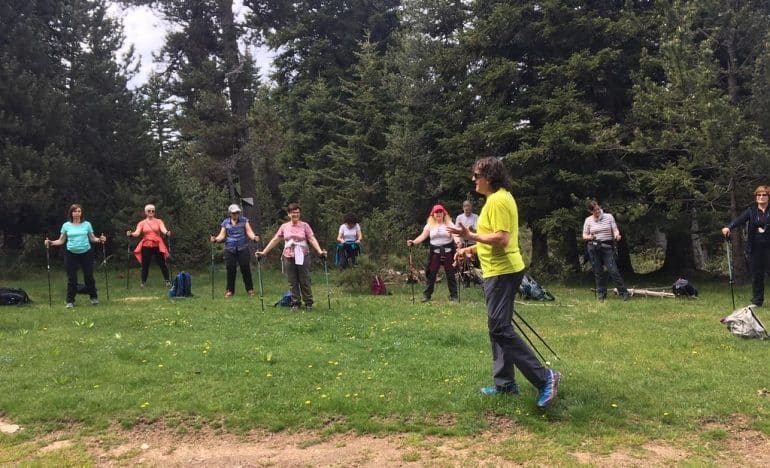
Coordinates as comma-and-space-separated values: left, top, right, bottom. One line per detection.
66, 302, 74, 309
90, 298, 99, 305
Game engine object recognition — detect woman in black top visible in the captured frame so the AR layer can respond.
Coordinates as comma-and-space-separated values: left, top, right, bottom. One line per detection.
723, 185, 770, 306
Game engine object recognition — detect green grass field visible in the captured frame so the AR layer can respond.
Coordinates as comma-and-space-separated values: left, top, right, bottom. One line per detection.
1, 265, 770, 464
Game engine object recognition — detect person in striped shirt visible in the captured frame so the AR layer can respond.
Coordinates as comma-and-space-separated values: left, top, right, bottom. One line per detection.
582, 200, 630, 302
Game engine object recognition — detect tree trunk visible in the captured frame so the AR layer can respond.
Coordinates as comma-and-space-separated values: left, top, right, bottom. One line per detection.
217, 0, 259, 231
691, 216, 707, 269
561, 227, 580, 273
530, 226, 548, 269
660, 229, 697, 275
728, 177, 749, 279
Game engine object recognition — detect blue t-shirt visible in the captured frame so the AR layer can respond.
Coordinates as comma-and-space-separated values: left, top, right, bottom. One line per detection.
61, 221, 94, 254
221, 216, 250, 251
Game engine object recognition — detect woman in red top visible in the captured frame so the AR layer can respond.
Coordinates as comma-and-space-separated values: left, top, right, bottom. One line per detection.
127, 204, 171, 287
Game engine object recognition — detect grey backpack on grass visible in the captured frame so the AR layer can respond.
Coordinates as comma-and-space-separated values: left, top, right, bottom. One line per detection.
721, 306, 768, 339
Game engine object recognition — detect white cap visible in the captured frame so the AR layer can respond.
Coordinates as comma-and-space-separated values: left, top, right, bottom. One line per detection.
228, 204, 241, 213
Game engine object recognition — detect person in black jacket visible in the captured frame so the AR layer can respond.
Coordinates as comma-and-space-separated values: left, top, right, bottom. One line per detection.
722, 185, 770, 306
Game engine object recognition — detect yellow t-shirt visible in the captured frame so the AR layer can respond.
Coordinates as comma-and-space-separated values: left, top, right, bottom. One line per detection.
477, 188, 525, 278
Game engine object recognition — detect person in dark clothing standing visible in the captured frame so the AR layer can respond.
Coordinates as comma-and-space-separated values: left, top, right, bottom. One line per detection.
722, 185, 770, 307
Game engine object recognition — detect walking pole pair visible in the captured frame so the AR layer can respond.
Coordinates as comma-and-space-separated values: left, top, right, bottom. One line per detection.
45, 234, 52, 308
513, 310, 561, 361
724, 235, 736, 309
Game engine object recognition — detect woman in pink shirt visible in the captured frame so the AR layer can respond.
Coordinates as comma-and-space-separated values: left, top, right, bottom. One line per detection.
127, 204, 171, 288
257, 202, 327, 310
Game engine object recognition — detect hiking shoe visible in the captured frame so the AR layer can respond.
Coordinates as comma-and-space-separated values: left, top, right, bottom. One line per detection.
247, 289, 255, 297
290, 304, 299, 311
421, 296, 430, 303
480, 383, 519, 395
450, 296, 459, 303
140, 282, 146, 288
65, 302, 74, 309
224, 290, 233, 298
305, 304, 313, 310
165, 280, 172, 288
537, 369, 560, 410
622, 292, 631, 301
90, 298, 99, 305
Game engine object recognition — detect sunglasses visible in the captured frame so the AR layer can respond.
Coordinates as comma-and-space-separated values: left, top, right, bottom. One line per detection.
757, 194, 768, 197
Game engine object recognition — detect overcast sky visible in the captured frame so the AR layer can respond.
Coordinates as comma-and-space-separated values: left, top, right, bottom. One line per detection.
107, 2, 275, 89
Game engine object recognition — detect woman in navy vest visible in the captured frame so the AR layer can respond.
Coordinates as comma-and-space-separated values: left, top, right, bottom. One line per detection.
723, 185, 770, 307
210, 204, 260, 297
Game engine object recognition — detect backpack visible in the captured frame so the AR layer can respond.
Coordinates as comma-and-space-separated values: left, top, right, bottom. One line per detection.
519, 273, 556, 301
721, 306, 768, 339
169, 272, 192, 298
371, 275, 386, 295
0, 287, 30, 305
672, 278, 698, 298
274, 290, 293, 307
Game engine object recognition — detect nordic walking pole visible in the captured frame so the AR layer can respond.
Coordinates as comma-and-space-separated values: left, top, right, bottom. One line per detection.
126, 229, 131, 290
323, 254, 331, 310
725, 235, 736, 309
210, 240, 215, 300
514, 311, 561, 360
512, 317, 547, 363
256, 242, 265, 311
408, 245, 415, 304
45, 233, 52, 308
166, 233, 173, 281
101, 234, 109, 300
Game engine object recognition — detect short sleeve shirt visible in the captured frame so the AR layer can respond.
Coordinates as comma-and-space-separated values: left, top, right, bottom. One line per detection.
61, 221, 94, 254
276, 221, 315, 257
338, 223, 360, 242
476, 189, 525, 278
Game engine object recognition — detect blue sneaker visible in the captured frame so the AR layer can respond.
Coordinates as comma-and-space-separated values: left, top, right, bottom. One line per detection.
480, 383, 519, 395
537, 369, 560, 409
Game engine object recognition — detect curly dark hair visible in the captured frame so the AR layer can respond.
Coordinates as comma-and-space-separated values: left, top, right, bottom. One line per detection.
473, 157, 512, 192
342, 212, 359, 225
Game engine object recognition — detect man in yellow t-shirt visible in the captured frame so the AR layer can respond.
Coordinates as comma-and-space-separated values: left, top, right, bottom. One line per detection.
449, 157, 560, 410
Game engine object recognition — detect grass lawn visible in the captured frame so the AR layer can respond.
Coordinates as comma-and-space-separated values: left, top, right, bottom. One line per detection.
1, 265, 770, 465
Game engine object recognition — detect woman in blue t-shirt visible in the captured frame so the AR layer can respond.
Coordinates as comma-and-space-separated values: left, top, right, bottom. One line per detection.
210, 204, 260, 297
44, 204, 107, 308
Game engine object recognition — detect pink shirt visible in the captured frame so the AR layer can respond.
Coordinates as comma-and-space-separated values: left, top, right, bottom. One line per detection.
276, 221, 315, 257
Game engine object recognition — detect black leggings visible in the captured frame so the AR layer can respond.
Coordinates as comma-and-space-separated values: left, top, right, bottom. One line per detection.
65, 250, 97, 303
141, 246, 170, 283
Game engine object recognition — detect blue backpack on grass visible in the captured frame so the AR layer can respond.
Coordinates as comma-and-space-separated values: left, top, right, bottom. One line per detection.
274, 290, 292, 307
169, 272, 192, 298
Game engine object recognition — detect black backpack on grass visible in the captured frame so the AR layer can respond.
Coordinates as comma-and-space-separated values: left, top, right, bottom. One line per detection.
0, 287, 31, 305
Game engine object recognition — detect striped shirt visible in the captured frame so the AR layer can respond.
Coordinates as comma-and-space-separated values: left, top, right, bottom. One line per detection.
583, 213, 618, 242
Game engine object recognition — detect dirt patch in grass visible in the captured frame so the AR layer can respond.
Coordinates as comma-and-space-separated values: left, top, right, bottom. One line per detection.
11, 415, 770, 466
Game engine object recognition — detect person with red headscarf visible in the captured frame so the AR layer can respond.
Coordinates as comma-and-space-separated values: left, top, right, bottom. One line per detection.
407, 204, 462, 302
127, 204, 171, 288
